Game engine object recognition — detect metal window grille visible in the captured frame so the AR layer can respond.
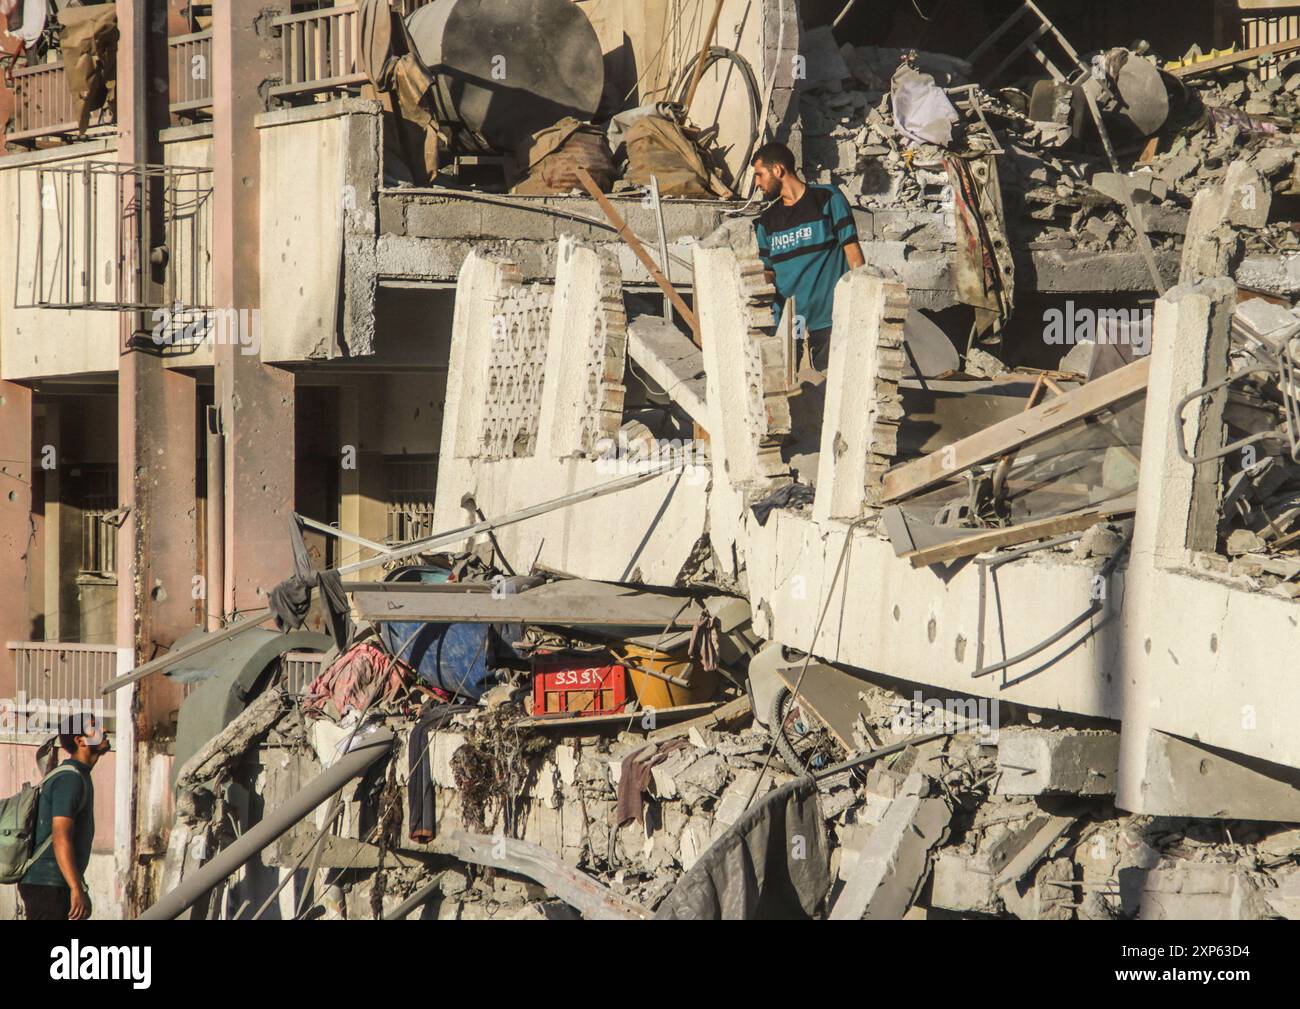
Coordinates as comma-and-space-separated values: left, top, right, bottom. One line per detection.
18, 161, 214, 312
385, 455, 439, 544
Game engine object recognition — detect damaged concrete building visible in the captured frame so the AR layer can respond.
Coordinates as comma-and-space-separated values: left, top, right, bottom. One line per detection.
5, 0, 1300, 922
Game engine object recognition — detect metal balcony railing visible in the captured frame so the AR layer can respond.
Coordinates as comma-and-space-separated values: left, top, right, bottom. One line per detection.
7, 32, 215, 148
168, 30, 214, 117
280, 651, 326, 696
273, 4, 365, 100
8, 642, 118, 731
7, 60, 86, 145
272, 0, 433, 100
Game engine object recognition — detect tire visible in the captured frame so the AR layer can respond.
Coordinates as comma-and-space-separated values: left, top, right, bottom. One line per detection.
769, 686, 809, 774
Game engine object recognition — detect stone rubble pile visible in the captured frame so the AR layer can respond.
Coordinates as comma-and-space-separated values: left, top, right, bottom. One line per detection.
796, 30, 1300, 264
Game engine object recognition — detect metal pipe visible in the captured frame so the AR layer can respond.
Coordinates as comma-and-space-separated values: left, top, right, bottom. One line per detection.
812, 731, 952, 781
382, 874, 445, 921
205, 406, 225, 631
297, 513, 388, 555
139, 730, 395, 921
337, 460, 685, 575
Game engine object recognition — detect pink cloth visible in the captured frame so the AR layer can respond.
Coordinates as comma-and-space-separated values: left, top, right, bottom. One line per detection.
304, 642, 413, 720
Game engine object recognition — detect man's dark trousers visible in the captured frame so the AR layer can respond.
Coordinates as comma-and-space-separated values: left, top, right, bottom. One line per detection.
18, 883, 78, 921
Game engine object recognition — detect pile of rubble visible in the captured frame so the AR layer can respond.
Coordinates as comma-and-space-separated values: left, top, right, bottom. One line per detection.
160, 655, 1300, 920
797, 27, 1300, 266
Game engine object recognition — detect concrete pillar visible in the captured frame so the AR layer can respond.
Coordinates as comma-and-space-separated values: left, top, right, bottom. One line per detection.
114, 0, 197, 917
115, 0, 199, 659
693, 245, 790, 491
0, 381, 34, 695
1138, 729, 1300, 821
338, 378, 388, 577
813, 270, 908, 521
537, 237, 626, 459
1117, 277, 1235, 812
440, 252, 520, 462
214, 0, 296, 617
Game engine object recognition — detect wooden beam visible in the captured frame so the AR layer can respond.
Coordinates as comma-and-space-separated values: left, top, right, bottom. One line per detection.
882, 356, 1149, 503
901, 498, 1136, 568
1166, 37, 1300, 78
518, 700, 722, 731
683, 0, 726, 111
574, 167, 700, 338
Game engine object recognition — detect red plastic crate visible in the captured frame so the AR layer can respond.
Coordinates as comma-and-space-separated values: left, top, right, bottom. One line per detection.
531, 654, 627, 717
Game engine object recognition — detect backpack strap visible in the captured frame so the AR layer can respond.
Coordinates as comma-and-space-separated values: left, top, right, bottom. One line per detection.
26, 764, 89, 866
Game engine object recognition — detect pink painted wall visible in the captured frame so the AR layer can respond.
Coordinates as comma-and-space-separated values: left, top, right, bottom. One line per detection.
0, 740, 116, 851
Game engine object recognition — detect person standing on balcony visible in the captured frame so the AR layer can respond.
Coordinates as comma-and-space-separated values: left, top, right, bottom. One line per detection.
19, 712, 110, 921
751, 142, 865, 373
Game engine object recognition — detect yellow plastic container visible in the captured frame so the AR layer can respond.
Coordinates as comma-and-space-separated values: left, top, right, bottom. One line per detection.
621, 644, 717, 708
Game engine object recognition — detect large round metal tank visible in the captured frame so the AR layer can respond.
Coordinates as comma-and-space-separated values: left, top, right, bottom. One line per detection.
407, 0, 605, 153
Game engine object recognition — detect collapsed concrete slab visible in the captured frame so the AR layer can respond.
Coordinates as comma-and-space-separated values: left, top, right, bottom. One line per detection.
1136, 729, 1300, 822
995, 728, 1119, 797
829, 768, 951, 919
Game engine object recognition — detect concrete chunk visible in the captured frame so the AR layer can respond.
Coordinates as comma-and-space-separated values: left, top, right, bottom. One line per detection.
995, 728, 1119, 797
930, 849, 997, 913
1140, 729, 1300, 822
1225, 161, 1270, 229
829, 770, 951, 919
1137, 863, 1268, 920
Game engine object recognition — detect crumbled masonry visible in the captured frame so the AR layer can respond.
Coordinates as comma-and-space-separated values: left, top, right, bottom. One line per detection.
11, 2, 1300, 924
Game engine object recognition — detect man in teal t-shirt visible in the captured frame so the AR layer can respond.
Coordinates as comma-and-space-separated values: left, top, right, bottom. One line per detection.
752, 142, 865, 372
20, 712, 110, 920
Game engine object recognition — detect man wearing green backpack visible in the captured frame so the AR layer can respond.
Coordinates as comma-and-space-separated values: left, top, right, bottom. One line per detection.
17, 713, 110, 920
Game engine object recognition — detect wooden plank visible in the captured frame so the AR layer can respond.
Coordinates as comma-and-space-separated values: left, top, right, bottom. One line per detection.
901, 497, 1136, 568
102, 607, 276, 695
645, 695, 752, 741
352, 578, 702, 627
1166, 36, 1300, 77
519, 700, 720, 731
882, 356, 1149, 503
574, 167, 700, 338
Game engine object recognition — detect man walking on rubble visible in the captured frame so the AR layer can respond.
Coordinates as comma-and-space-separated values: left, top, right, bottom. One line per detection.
751, 141, 865, 373
19, 712, 110, 920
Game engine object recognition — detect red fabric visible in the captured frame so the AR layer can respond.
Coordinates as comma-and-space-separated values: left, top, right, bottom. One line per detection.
304, 642, 414, 720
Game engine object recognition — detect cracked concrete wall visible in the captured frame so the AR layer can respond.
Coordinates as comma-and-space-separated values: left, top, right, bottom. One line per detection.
741, 511, 1126, 718
813, 270, 907, 520
257, 99, 381, 363
1116, 278, 1300, 811
695, 244, 790, 492
536, 236, 627, 459
433, 249, 707, 584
